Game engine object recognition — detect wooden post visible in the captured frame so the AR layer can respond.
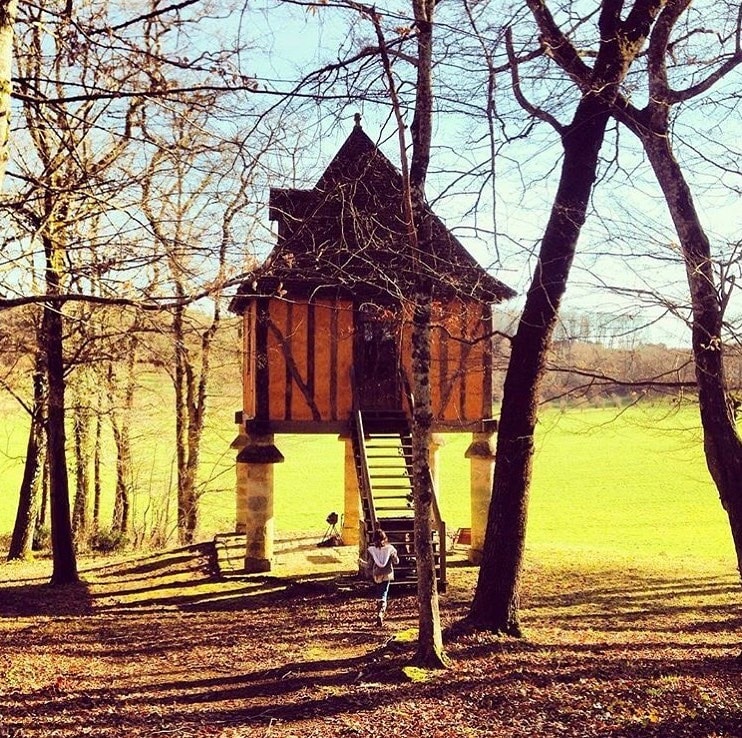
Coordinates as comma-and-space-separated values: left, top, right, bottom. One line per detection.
465, 431, 496, 564
236, 432, 283, 573
231, 415, 249, 534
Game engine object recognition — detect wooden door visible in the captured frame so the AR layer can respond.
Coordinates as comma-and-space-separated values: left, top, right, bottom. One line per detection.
355, 310, 402, 411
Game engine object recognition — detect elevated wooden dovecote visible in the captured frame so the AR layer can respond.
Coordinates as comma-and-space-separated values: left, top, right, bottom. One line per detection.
229, 119, 515, 573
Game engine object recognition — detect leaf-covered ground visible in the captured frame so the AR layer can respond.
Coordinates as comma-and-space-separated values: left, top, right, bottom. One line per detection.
0, 543, 740, 737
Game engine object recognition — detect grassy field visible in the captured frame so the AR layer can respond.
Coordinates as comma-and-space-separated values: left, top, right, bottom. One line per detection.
1, 399, 739, 738
0, 394, 735, 568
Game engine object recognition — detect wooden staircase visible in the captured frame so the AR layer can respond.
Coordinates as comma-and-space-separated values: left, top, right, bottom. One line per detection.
351, 409, 447, 589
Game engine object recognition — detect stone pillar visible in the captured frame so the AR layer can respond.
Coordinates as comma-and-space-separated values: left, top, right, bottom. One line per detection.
236, 433, 284, 573
464, 431, 496, 565
428, 433, 446, 496
341, 436, 361, 546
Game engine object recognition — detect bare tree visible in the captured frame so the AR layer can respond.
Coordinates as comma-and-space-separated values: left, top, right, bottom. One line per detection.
467, 0, 667, 635
6, 316, 46, 561
372, 0, 450, 668
2, 0, 276, 572
609, 0, 742, 574
504, 0, 742, 581
138, 95, 269, 544
0, 0, 16, 189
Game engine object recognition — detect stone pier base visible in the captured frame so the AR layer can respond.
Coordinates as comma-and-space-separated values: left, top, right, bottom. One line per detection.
465, 432, 496, 565
235, 433, 283, 573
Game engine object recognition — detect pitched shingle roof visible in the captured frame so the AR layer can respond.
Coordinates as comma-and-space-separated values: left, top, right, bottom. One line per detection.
230, 122, 515, 311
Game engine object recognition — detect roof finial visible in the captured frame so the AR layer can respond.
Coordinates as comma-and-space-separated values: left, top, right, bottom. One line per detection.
353, 112, 362, 128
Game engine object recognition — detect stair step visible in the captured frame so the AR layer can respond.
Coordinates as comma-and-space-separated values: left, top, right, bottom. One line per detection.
365, 444, 408, 449
353, 409, 446, 590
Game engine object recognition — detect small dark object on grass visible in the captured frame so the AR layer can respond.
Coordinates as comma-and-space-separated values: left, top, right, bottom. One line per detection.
317, 534, 343, 548
318, 511, 343, 547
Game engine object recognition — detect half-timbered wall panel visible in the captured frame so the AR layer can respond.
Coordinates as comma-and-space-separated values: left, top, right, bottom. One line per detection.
462, 302, 486, 421
335, 301, 355, 418
428, 299, 491, 424
243, 295, 493, 427
288, 302, 314, 421
242, 302, 256, 418
266, 299, 288, 420
313, 301, 334, 418
244, 297, 357, 424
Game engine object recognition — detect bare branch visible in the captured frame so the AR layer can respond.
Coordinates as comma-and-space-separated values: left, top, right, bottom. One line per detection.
504, 27, 564, 134
524, 0, 593, 92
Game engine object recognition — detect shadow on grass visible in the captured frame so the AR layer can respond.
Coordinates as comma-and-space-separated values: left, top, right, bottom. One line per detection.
1, 546, 741, 737
2, 628, 741, 738
0, 578, 94, 617
522, 568, 741, 636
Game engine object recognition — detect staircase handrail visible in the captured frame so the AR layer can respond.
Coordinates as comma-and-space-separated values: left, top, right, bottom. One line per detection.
426, 466, 447, 590
353, 409, 378, 532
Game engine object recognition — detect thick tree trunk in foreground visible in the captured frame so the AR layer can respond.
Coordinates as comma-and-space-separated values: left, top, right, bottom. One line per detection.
42, 228, 78, 585
467, 96, 610, 634
411, 290, 449, 667
466, 0, 667, 636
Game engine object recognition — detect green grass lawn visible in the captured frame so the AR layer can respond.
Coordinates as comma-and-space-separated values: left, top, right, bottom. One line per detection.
0, 396, 735, 568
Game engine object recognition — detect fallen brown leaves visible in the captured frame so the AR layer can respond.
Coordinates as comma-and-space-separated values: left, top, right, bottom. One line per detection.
0, 547, 740, 737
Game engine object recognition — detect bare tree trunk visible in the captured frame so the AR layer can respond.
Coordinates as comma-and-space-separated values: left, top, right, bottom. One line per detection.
642, 133, 742, 576
8, 363, 45, 561
466, 0, 667, 635
603, 0, 742, 581
34, 450, 49, 550
92, 384, 103, 533
373, 0, 449, 667
0, 0, 16, 189
467, 96, 611, 634
107, 343, 137, 539
173, 303, 198, 545
71, 383, 92, 544
410, 289, 449, 666
44, 295, 78, 585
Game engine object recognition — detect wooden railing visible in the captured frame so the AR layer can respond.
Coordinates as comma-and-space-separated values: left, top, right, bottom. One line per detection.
352, 409, 378, 534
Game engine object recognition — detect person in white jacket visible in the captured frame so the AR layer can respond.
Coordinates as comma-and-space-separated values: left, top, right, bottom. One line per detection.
360, 528, 399, 626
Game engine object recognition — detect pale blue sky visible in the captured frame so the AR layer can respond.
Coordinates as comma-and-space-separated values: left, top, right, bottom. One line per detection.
244, 0, 741, 347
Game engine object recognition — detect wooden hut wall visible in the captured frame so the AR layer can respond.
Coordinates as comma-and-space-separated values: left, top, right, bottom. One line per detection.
399, 299, 493, 424
243, 295, 493, 427
246, 297, 355, 424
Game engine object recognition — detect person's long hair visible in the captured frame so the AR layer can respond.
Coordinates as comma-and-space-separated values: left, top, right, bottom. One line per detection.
373, 529, 388, 547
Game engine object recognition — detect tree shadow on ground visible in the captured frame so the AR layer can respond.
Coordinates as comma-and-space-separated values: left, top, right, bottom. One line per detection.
0, 578, 94, 617
2, 546, 741, 737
